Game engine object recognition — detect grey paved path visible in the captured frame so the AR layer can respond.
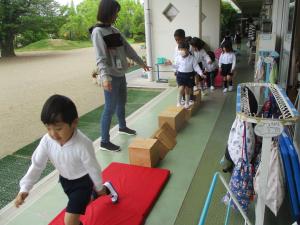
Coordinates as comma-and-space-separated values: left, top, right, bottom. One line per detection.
0, 46, 164, 158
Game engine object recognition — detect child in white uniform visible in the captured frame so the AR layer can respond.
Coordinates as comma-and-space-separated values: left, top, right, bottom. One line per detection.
203, 51, 218, 90
173, 41, 204, 108
14, 95, 118, 225
190, 37, 211, 91
219, 42, 236, 93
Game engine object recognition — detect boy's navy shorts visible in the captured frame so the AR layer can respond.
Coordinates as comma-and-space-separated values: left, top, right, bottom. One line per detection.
176, 72, 195, 88
59, 174, 93, 215
221, 63, 233, 76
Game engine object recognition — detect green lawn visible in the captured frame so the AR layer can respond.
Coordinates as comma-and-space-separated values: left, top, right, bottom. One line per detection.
16, 39, 93, 52
16, 39, 145, 52
0, 88, 162, 209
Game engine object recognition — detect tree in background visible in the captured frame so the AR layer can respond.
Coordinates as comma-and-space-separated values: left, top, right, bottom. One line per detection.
220, 1, 239, 39
59, 0, 98, 40
0, 0, 66, 57
59, 0, 145, 42
115, 0, 144, 42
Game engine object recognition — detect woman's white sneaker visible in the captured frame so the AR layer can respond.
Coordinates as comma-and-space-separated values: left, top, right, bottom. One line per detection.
223, 88, 228, 93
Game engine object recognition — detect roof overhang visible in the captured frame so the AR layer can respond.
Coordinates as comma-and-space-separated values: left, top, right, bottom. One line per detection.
231, 0, 264, 17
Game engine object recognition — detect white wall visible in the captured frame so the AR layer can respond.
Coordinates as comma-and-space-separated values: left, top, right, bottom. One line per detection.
201, 0, 220, 50
149, 0, 201, 78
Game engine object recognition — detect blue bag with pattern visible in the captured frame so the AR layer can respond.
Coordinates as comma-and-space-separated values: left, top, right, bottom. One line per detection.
223, 121, 254, 212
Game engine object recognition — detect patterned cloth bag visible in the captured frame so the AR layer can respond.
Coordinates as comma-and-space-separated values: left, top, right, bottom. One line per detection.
254, 140, 285, 216
223, 122, 255, 212
227, 116, 255, 165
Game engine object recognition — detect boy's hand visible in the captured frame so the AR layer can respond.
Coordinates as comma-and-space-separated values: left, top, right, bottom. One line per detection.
200, 74, 206, 79
15, 192, 29, 208
102, 80, 112, 92
165, 60, 172, 65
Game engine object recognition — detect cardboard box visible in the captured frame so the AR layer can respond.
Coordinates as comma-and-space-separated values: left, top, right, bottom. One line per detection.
152, 127, 176, 150
128, 138, 160, 167
160, 122, 177, 138
185, 103, 199, 120
151, 125, 177, 159
194, 90, 202, 105
158, 106, 186, 133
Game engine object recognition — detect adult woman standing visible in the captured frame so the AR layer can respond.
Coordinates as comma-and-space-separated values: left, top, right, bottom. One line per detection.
90, 0, 150, 152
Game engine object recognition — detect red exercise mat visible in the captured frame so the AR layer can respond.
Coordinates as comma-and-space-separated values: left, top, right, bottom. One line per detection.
49, 162, 170, 225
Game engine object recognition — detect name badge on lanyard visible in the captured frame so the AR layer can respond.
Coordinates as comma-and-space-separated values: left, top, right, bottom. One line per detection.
116, 57, 122, 69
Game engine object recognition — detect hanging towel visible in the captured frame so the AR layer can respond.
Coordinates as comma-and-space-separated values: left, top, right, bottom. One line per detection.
269, 60, 278, 84
255, 56, 265, 82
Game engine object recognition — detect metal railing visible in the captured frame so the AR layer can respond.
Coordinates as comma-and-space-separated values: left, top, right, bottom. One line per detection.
198, 172, 252, 225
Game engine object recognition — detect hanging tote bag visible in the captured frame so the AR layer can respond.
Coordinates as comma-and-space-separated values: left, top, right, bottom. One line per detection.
223, 122, 254, 212
254, 140, 285, 216
227, 116, 255, 165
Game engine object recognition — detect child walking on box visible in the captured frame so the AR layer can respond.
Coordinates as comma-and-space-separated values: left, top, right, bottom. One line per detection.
172, 41, 204, 109
14, 94, 118, 225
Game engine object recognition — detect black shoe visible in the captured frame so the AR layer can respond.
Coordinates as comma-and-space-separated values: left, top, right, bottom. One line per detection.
222, 165, 234, 173
118, 127, 137, 135
100, 141, 120, 152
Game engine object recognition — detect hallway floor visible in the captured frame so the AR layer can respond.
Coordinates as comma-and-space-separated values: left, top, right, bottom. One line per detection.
0, 49, 256, 225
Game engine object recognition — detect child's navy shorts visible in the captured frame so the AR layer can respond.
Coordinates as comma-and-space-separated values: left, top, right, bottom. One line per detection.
176, 72, 195, 88
221, 63, 233, 76
59, 174, 93, 215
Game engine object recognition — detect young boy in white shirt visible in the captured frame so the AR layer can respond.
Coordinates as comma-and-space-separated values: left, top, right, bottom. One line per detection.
14, 94, 118, 225
173, 41, 204, 108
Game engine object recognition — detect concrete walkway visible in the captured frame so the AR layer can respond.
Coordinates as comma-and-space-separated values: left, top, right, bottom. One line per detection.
0, 47, 166, 158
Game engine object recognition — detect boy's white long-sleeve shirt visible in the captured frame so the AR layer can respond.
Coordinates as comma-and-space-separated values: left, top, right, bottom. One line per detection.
218, 52, 236, 71
192, 49, 211, 65
173, 54, 203, 75
204, 59, 218, 72
19, 129, 103, 193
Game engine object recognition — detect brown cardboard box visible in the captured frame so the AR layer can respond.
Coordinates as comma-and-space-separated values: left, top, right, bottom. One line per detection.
151, 125, 176, 159
185, 103, 199, 120
158, 106, 186, 133
152, 128, 176, 150
154, 138, 169, 159
160, 122, 177, 138
194, 90, 202, 105
128, 138, 160, 167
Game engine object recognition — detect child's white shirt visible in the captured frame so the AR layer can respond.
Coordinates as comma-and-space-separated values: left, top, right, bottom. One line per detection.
193, 49, 211, 65
204, 59, 218, 72
173, 54, 203, 75
219, 52, 236, 71
19, 129, 103, 193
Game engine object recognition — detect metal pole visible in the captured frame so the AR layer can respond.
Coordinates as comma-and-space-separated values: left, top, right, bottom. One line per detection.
198, 173, 218, 225
144, 0, 154, 81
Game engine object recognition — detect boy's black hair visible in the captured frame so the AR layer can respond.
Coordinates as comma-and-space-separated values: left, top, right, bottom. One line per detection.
190, 37, 205, 50
97, 0, 121, 24
207, 51, 216, 62
41, 95, 78, 125
185, 36, 192, 44
174, 29, 185, 38
178, 41, 190, 50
